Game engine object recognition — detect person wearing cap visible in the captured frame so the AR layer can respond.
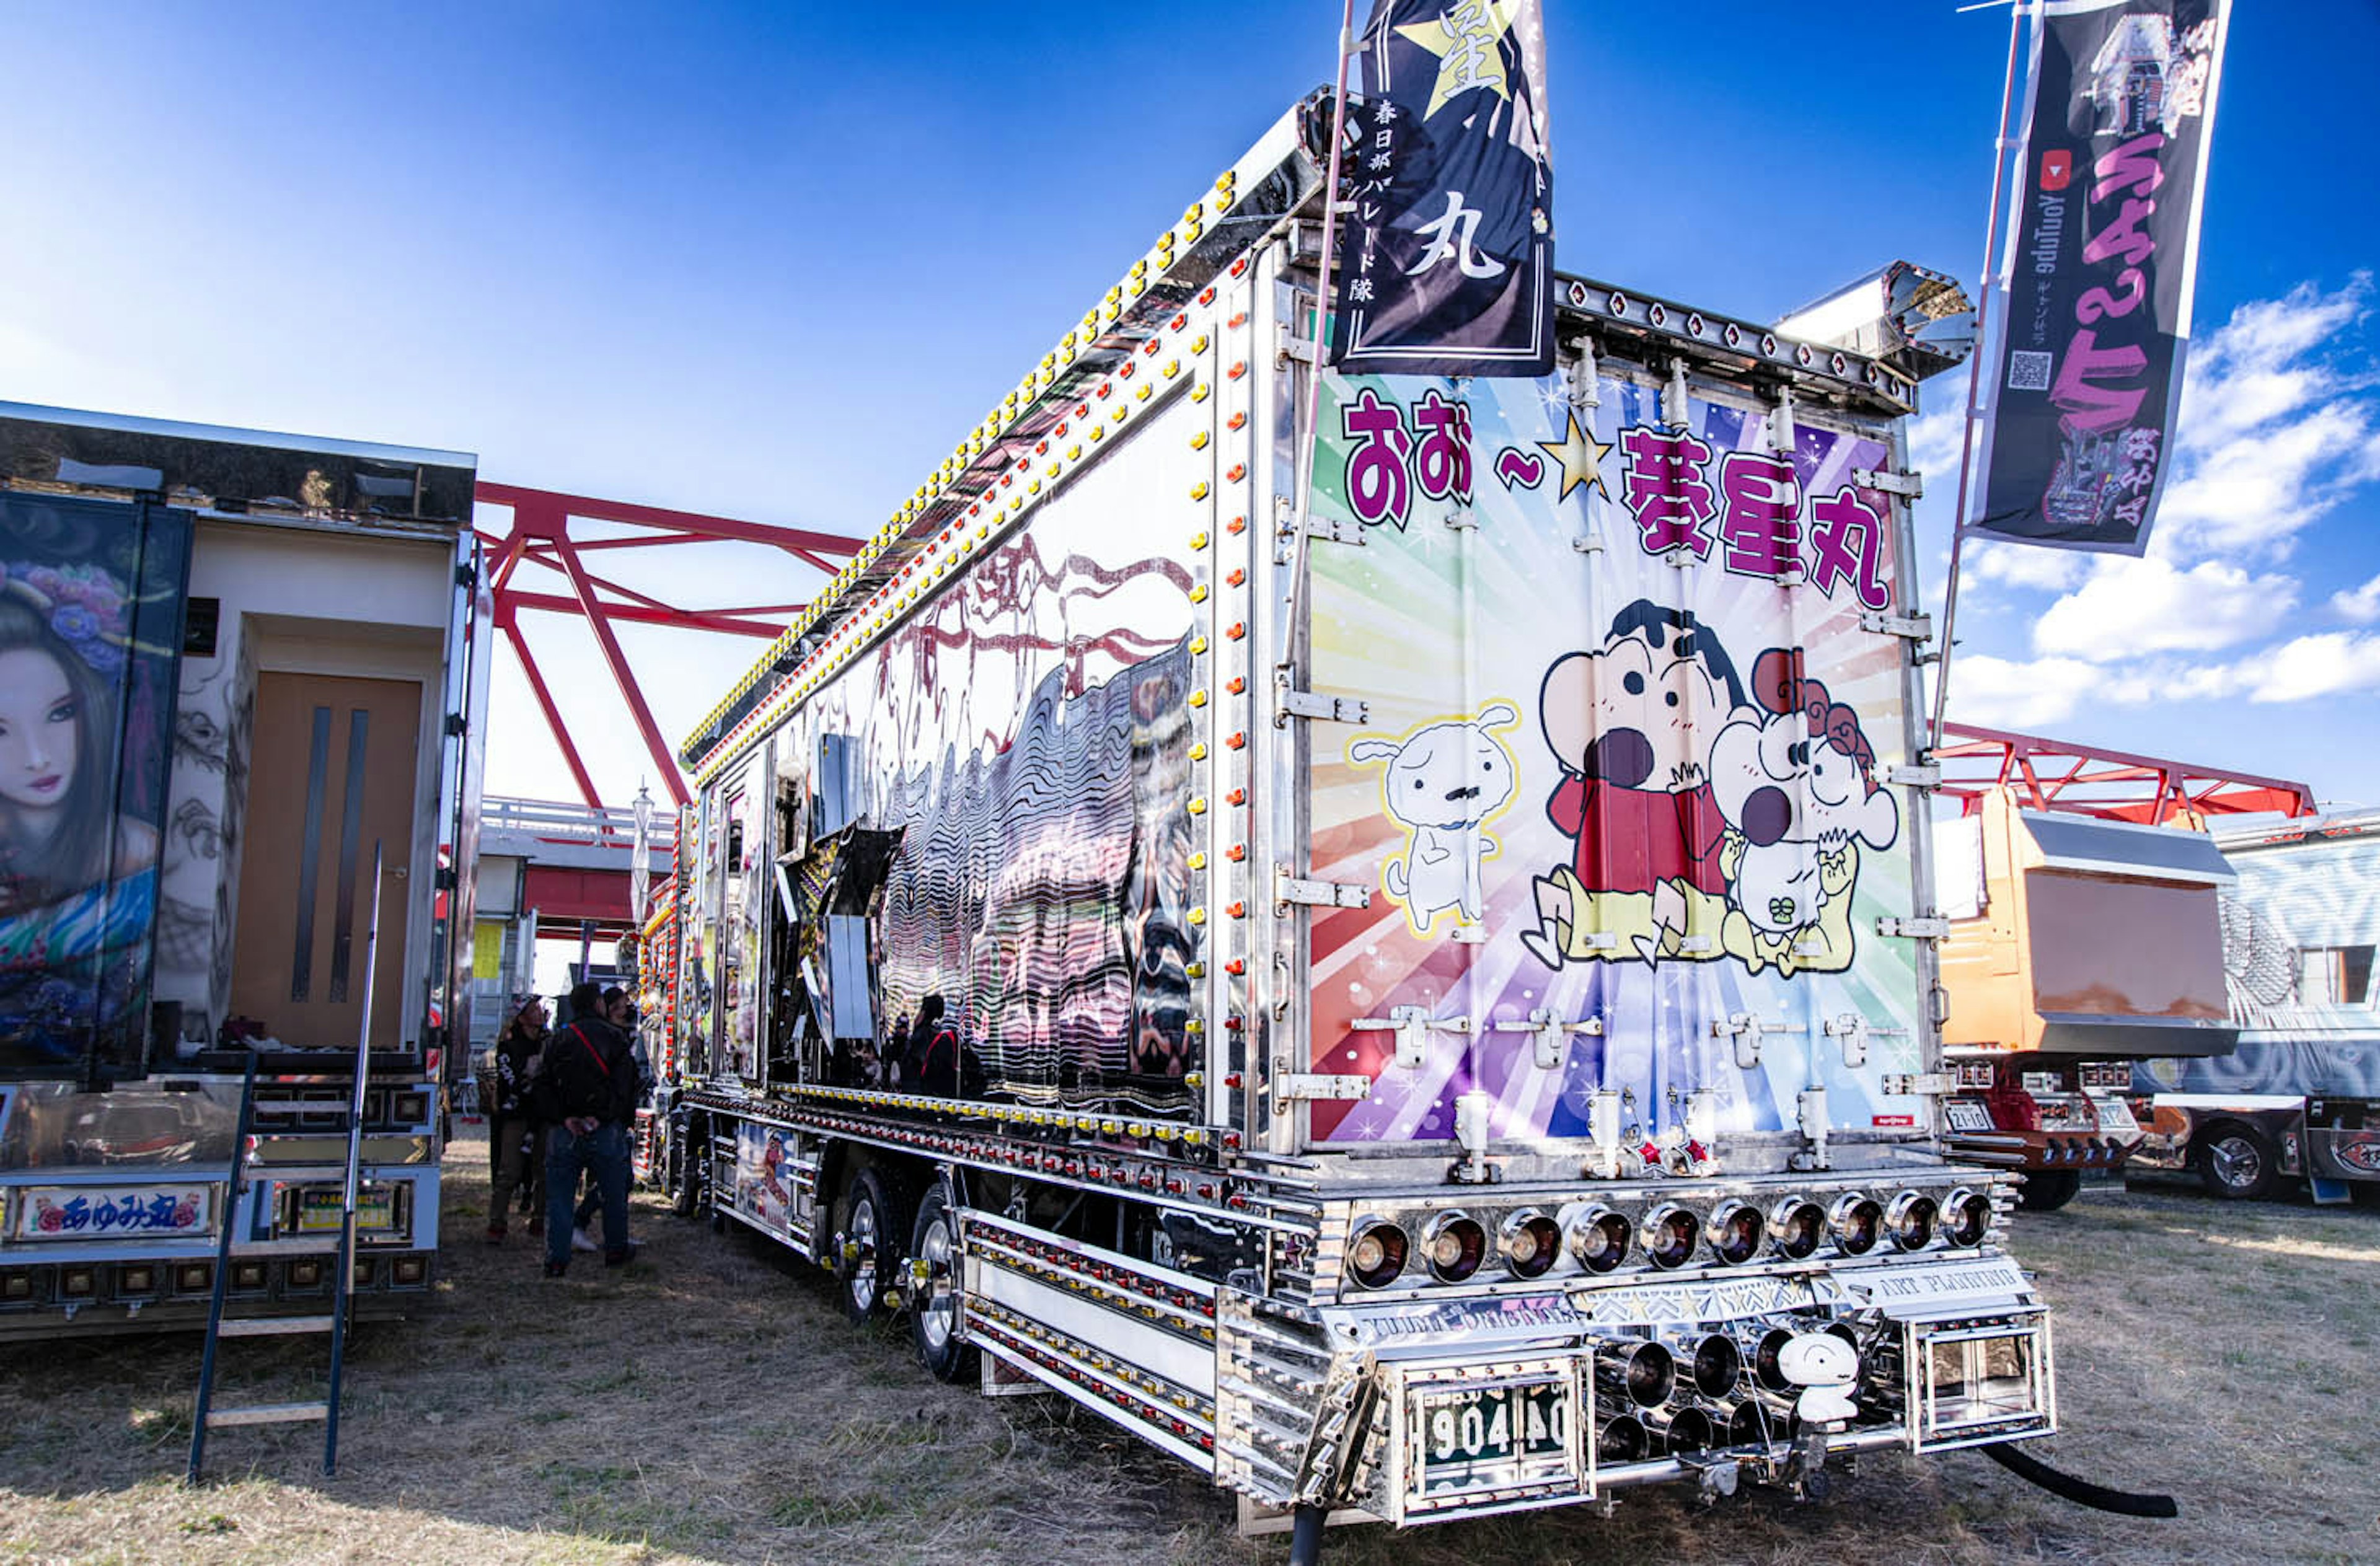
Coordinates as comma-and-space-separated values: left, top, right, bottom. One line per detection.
485, 993, 550, 1243
536, 979, 641, 1276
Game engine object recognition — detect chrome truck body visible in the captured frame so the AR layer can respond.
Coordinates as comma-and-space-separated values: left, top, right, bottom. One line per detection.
0, 405, 485, 1337
652, 97, 2054, 1531
2129, 809, 2380, 1202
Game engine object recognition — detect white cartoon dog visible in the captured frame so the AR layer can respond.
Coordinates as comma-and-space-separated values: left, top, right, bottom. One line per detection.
1349, 703, 1520, 936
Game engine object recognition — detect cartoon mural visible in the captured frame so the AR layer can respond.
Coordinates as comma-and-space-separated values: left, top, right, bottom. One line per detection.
0, 494, 190, 1081
1303, 367, 1924, 1146
1347, 703, 1519, 938
1523, 602, 1741, 969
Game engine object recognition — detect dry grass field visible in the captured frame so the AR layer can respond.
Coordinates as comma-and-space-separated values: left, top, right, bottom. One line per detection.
2, 1140, 2375, 1566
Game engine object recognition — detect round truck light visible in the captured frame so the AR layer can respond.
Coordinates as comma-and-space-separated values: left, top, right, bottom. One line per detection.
1421, 1212, 1486, 1283
1706, 1200, 1764, 1265
1601, 1340, 1677, 1408
1830, 1193, 1884, 1256
1943, 1187, 1992, 1249
1500, 1210, 1561, 1279
1567, 1205, 1633, 1273
1347, 1221, 1408, 1290
1887, 1190, 1939, 1251
1642, 1203, 1699, 1270
1768, 1197, 1827, 1260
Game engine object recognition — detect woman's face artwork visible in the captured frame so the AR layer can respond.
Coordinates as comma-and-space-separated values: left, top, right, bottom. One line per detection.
0, 646, 77, 813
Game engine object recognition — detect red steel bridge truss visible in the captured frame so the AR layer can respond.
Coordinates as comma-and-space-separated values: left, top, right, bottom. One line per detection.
472, 483, 865, 809
1933, 722, 2317, 826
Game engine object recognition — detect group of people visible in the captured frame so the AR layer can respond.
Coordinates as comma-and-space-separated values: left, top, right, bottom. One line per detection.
485, 981, 646, 1277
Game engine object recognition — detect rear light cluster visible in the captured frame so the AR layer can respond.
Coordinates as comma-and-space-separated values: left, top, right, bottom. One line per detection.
1339, 1184, 1999, 1292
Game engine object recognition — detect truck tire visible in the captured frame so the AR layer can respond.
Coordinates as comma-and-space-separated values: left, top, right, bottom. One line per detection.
2197, 1122, 2281, 1202
909, 1183, 978, 1383
2017, 1169, 2081, 1212
840, 1167, 908, 1324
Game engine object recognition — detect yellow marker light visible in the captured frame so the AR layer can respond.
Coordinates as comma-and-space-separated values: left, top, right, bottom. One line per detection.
1189, 431, 1209, 451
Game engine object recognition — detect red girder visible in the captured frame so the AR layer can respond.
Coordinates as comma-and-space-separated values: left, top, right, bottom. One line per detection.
474, 482, 865, 811
1934, 722, 2317, 825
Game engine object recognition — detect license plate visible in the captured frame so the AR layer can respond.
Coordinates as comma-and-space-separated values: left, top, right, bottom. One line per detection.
292, 1186, 397, 1234
1414, 1379, 1571, 1495
1943, 1100, 1993, 1133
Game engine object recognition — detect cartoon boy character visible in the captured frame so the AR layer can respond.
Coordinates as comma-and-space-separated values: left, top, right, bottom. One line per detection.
1706, 648, 1901, 975
1523, 601, 1746, 969
1348, 703, 1519, 937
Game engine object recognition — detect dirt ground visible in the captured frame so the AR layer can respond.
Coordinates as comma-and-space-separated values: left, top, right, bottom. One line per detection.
2, 1138, 2375, 1566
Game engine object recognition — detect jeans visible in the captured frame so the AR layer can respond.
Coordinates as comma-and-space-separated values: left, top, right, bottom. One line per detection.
545, 1122, 630, 1266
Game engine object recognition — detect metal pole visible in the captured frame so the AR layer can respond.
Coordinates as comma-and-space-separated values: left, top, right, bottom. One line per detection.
324, 842, 384, 1476
1928, 0, 2031, 751
1279, 0, 1362, 671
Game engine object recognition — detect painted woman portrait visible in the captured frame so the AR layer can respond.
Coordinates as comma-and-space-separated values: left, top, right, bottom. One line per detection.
0, 561, 164, 1073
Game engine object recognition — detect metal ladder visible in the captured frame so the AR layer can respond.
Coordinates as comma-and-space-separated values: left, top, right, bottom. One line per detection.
188, 846, 386, 1482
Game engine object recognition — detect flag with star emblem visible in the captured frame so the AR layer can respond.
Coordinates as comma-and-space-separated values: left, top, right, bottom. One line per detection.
1327, 0, 1554, 378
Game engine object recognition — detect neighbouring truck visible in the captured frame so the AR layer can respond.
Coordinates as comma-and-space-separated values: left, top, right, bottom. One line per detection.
642, 95, 2061, 1541
2128, 809, 2380, 1202
1928, 728, 2332, 1210
0, 405, 486, 1337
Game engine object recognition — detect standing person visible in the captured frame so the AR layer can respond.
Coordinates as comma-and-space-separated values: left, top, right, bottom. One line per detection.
568, 985, 648, 1253
537, 980, 640, 1277
484, 993, 549, 1243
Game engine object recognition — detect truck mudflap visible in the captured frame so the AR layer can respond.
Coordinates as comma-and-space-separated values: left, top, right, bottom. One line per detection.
1212, 1254, 2053, 1525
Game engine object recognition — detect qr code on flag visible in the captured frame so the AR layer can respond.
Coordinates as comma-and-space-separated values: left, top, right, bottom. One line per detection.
2007, 351, 2053, 392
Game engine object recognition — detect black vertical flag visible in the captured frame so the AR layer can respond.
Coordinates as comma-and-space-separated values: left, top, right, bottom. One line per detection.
1971, 0, 2231, 555
1328, 0, 1554, 379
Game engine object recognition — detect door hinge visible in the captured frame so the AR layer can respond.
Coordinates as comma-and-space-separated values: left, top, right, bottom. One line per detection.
1348, 1005, 1470, 1070
1853, 467, 1924, 499
1884, 1072, 1953, 1097
1276, 682, 1370, 727
1491, 1010, 1603, 1070
1305, 516, 1368, 546
1859, 610, 1934, 641
1277, 328, 1317, 368
1888, 762, 1942, 788
1877, 915, 1950, 939
1276, 871, 1372, 910
1276, 1073, 1372, 1102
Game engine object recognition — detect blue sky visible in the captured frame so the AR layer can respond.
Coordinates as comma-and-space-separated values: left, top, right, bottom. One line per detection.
4, 1, 2375, 810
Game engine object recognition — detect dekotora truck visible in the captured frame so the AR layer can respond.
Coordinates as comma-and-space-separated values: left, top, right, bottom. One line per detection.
0, 405, 485, 1337
646, 96, 2066, 1543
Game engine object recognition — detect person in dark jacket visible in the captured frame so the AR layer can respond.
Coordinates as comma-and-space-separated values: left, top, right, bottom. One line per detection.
537, 980, 641, 1276
485, 993, 549, 1243
904, 993, 983, 1099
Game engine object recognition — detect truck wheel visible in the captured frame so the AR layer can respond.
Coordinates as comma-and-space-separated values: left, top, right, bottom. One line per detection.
2017, 1169, 2081, 1212
2197, 1123, 2281, 1202
910, 1184, 979, 1383
840, 1168, 907, 1324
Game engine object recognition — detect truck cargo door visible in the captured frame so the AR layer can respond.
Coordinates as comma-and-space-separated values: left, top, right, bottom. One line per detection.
1297, 364, 1930, 1152
230, 674, 420, 1050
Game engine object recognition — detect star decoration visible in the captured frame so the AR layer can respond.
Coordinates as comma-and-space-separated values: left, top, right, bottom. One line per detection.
1394, 1, 1518, 121
1538, 413, 1612, 504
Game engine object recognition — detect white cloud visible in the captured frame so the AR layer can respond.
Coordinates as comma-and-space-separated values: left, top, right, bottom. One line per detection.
2032, 555, 2296, 661
2242, 633, 2380, 703
1966, 540, 2087, 591
2155, 276, 2380, 558
2330, 572, 2380, 625
1906, 405, 1965, 496
1942, 654, 2107, 729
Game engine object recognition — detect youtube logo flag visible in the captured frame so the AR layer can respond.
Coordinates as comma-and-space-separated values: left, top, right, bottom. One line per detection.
2039, 149, 2071, 191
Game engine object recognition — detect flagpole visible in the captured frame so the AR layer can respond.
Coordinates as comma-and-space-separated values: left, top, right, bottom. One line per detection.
1283, 0, 1362, 675
1928, 0, 2030, 752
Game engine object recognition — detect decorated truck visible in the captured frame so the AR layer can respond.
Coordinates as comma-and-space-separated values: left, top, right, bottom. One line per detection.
2128, 809, 2380, 1202
0, 404, 485, 1337
1929, 727, 2317, 1210
645, 97, 2068, 1544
